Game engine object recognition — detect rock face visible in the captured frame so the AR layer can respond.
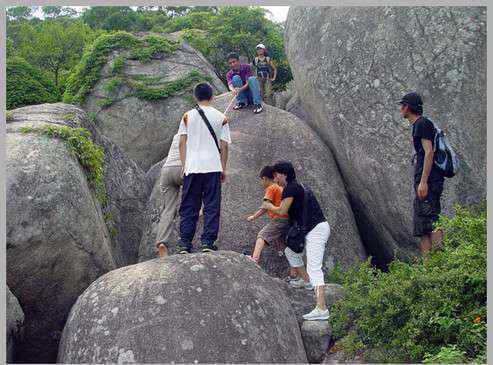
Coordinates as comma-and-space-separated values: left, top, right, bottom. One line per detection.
58, 251, 308, 364
7, 286, 24, 363
285, 7, 486, 265
301, 321, 332, 364
81, 32, 226, 171
277, 281, 344, 363
6, 103, 147, 362
274, 82, 311, 123
139, 92, 366, 277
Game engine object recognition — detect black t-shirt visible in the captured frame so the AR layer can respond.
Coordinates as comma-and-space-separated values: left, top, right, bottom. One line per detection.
412, 116, 444, 183
281, 181, 326, 232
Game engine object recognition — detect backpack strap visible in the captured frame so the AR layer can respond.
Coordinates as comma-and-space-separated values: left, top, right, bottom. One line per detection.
195, 105, 221, 154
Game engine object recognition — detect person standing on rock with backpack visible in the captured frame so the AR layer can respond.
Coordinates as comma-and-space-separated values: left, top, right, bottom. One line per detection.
226, 52, 264, 114
261, 161, 331, 321
398, 91, 449, 255
177, 82, 231, 254
253, 44, 277, 104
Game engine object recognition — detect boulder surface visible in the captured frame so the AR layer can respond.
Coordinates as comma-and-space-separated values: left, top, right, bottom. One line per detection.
78, 31, 226, 170
58, 251, 308, 364
139, 92, 366, 277
7, 286, 24, 363
285, 7, 486, 264
6, 103, 147, 362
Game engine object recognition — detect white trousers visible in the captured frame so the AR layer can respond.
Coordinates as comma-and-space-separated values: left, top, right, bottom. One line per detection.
284, 221, 330, 287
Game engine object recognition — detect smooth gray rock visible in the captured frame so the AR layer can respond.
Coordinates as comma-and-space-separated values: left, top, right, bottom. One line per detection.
139, 92, 366, 277
6, 107, 117, 363
276, 280, 343, 363
285, 7, 486, 265
7, 286, 24, 364
83, 32, 226, 171
278, 282, 345, 326
145, 158, 165, 192
274, 82, 311, 123
58, 251, 308, 364
6, 103, 147, 362
301, 321, 332, 363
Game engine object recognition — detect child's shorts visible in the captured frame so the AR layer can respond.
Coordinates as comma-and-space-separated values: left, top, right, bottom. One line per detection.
257, 219, 290, 250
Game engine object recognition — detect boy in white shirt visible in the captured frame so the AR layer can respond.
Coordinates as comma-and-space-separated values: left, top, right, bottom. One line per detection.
177, 83, 231, 253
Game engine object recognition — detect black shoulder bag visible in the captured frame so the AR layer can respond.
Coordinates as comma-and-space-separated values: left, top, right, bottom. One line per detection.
285, 185, 311, 254
195, 105, 221, 154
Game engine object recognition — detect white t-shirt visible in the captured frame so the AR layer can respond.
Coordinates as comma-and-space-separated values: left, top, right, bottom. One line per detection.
163, 134, 181, 168
177, 105, 232, 175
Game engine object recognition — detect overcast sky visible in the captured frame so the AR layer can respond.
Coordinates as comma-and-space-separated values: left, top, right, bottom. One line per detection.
31, 6, 290, 23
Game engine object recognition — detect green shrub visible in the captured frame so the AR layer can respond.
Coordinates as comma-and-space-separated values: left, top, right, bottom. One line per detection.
63, 32, 179, 105
111, 55, 126, 75
329, 202, 487, 363
38, 124, 108, 207
6, 110, 14, 121
103, 78, 123, 93
96, 97, 114, 108
7, 56, 60, 109
130, 70, 212, 101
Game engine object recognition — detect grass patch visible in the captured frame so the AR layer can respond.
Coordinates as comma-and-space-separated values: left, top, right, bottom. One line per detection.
103, 78, 123, 94
130, 70, 213, 101
19, 125, 35, 133
6, 110, 14, 121
111, 55, 126, 75
96, 98, 114, 108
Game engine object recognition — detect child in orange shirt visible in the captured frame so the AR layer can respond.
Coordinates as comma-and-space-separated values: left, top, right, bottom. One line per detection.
246, 166, 290, 263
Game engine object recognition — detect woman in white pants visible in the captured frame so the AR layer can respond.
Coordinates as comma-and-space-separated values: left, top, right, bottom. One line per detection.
261, 161, 331, 320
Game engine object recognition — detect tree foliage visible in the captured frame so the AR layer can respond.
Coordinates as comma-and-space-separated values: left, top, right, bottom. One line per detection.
6, 56, 59, 110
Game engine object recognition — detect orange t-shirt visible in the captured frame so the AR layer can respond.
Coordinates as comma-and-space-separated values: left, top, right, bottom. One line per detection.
264, 184, 290, 220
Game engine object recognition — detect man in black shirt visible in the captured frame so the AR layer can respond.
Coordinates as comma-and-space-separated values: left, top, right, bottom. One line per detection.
398, 92, 445, 255
261, 161, 331, 321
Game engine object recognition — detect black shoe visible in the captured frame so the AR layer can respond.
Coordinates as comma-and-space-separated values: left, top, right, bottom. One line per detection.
233, 102, 246, 110
200, 244, 218, 253
253, 104, 263, 114
177, 245, 191, 254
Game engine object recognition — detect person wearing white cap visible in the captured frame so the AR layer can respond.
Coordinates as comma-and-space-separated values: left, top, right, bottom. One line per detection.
253, 43, 277, 104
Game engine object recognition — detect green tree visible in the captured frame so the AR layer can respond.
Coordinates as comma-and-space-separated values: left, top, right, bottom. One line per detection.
6, 56, 59, 110
15, 19, 95, 92
7, 6, 33, 21
41, 6, 62, 18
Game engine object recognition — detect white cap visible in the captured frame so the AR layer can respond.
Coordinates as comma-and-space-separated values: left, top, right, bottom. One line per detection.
256, 43, 266, 49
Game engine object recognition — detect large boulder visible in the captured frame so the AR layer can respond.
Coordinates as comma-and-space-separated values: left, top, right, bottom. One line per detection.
6, 103, 147, 362
274, 82, 311, 123
7, 286, 24, 363
285, 7, 486, 265
67, 31, 226, 170
139, 92, 366, 277
58, 251, 308, 363
277, 281, 344, 364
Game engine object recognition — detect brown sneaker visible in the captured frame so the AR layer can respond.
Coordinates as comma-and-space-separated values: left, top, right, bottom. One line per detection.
157, 243, 167, 258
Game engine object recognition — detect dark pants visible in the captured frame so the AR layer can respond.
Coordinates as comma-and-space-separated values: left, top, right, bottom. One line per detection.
179, 172, 221, 250
413, 180, 444, 237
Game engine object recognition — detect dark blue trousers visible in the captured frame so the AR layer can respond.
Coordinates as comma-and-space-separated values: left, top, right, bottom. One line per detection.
179, 172, 221, 250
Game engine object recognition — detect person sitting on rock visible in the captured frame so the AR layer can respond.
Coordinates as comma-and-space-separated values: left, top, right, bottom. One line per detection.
253, 44, 277, 104
177, 82, 231, 254
261, 161, 331, 321
226, 52, 264, 114
245, 165, 290, 263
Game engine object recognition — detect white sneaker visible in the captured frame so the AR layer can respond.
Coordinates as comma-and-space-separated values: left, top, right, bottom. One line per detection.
289, 278, 314, 290
302, 307, 330, 321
